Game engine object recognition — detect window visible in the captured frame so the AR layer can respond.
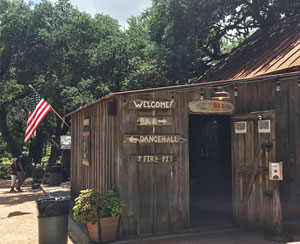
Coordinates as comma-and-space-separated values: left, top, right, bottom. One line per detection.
82, 118, 90, 166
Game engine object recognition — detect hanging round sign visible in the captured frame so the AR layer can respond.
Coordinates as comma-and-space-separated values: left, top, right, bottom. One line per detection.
188, 100, 235, 114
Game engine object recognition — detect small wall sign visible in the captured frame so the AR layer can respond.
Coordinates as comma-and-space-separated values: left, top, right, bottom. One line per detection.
235, 121, 247, 134
123, 135, 186, 144
258, 120, 271, 133
129, 99, 176, 109
269, 162, 283, 180
188, 100, 234, 114
131, 155, 177, 163
137, 117, 173, 126
60, 135, 71, 150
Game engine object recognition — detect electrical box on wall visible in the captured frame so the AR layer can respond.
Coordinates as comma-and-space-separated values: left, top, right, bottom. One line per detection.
269, 162, 283, 180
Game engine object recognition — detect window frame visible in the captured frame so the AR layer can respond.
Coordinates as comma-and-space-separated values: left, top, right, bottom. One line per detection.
82, 118, 90, 166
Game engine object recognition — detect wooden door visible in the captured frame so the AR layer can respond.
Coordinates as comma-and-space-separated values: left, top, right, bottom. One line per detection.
232, 111, 282, 230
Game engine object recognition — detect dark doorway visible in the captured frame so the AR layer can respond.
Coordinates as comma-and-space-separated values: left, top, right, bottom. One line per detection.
189, 115, 232, 227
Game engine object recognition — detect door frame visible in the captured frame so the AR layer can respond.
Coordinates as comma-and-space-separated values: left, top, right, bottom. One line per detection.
188, 114, 233, 227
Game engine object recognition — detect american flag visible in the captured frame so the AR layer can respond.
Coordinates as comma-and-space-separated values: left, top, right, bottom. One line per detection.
24, 92, 52, 143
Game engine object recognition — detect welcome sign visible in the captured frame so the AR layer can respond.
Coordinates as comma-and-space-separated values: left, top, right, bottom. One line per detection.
129, 99, 176, 109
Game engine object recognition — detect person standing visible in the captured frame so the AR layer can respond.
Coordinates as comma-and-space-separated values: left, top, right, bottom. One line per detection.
15, 152, 27, 192
8, 158, 17, 193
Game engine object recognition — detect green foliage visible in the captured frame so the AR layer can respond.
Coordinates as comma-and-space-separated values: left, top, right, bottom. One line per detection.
0, 158, 12, 179
143, 0, 300, 83
102, 188, 125, 217
73, 188, 125, 224
73, 189, 104, 224
40, 145, 52, 168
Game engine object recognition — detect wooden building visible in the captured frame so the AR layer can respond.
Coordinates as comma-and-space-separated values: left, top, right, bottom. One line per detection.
69, 14, 300, 238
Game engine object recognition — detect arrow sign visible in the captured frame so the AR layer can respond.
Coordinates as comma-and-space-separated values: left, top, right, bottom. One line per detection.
128, 136, 139, 143
123, 135, 187, 144
137, 117, 173, 126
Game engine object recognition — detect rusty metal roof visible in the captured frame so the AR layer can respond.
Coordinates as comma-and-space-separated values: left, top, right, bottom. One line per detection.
199, 14, 300, 82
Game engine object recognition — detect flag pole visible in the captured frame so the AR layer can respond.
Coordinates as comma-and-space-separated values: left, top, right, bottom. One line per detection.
28, 84, 70, 128
50, 107, 70, 128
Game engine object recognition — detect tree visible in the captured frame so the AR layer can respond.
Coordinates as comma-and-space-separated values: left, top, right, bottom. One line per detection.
142, 0, 300, 84
1, 0, 300, 166
0, 0, 125, 164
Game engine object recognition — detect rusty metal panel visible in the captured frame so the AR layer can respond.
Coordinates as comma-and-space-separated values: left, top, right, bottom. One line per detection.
200, 14, 300, 81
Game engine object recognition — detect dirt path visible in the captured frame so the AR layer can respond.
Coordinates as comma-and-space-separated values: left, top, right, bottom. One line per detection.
0, 179, 75, 244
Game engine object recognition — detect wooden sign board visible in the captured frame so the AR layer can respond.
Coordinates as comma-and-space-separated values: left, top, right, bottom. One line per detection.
131, 155, 177, 163
269, 162, 283, 180
137, 117, 173, 126
189, 100, 234, 114
123, 135, 186, 144
129, 99, 176, 109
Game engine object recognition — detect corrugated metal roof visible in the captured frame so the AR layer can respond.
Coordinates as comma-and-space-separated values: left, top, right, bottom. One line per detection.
199, 14, 300, 82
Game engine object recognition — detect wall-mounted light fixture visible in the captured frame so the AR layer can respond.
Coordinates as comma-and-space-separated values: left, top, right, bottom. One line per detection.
276, 79, 280, 92
234, 83, 238, 97
211, 86, 230, 100
200, 87, 204, 100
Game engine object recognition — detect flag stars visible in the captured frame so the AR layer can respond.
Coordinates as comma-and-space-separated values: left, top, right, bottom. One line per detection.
29, 92, 41, 112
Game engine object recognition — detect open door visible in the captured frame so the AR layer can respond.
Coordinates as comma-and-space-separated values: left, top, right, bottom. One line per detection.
189, 115, 232, 227
232, 111, 282, 230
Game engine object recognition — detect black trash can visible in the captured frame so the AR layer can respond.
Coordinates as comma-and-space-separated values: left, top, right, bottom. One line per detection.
49, 165, 62, 186
36, 197, 70, 244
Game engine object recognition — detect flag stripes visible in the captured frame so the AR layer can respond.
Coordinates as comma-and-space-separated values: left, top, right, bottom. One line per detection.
24, 94, 52, 143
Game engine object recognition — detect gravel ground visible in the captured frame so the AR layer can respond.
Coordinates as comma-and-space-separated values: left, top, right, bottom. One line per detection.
0, 179, 76, 244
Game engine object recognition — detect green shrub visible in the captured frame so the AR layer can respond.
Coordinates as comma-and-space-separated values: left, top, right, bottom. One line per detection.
102, 188, 125, 217
0, 158, 12, 179
73, 189, 104, 224
73, 188, 125, 224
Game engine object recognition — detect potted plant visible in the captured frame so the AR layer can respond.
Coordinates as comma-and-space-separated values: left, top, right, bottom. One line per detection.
73, 188, 125, 243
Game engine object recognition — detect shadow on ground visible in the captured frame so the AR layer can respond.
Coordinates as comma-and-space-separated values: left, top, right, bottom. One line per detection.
7, 211, 32, 217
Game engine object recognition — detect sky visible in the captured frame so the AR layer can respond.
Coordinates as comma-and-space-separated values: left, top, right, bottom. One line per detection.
50, 0, 153, 28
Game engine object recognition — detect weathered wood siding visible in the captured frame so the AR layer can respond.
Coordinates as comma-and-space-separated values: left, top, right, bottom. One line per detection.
232, 111, 280, 230
70, 75, 300, 238
274, 77, 300, 222
70, 100, 118, 199
118, 93, 189, 237
228, 77, 300, 223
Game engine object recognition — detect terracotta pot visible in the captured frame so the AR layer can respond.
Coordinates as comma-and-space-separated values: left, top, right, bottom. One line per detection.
86, 216, 120, 243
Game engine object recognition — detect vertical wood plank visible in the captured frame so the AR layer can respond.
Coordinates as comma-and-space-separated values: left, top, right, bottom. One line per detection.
246, 82, 260, 112
274, 79, 290, 220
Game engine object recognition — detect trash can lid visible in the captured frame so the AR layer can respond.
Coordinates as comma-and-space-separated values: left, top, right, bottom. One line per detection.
36, 196, 70, 218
